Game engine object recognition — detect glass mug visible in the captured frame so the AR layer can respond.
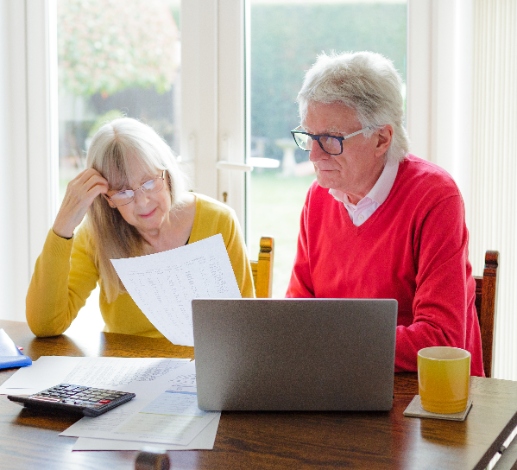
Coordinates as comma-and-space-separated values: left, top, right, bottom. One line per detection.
417, 346, 471, 414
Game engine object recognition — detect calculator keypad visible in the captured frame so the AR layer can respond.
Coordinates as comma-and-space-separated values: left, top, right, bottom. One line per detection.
35, 384, 127, 409
9, 383, 136, 417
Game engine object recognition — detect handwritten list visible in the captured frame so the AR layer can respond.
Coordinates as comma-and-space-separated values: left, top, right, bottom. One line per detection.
111, 234, 241, 346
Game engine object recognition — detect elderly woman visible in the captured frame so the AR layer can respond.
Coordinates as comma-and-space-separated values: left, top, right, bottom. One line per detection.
27, 117, 254, 338
287, 51, 484, 376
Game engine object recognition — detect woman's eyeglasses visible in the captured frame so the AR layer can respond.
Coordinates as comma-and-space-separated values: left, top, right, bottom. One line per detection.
105, 170, 166, 207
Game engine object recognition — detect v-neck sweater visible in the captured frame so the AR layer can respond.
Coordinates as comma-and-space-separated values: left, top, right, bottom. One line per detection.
286, 154, 483, 376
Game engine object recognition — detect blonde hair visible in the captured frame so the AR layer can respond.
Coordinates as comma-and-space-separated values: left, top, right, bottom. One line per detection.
85, 117, 188, 302
297, 51, 409, 164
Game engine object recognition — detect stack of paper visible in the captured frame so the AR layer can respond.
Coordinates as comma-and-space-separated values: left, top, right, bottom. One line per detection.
0, 356, 219, 451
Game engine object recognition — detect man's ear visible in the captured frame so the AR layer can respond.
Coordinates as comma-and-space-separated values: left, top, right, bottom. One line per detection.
374, 125, 393, 157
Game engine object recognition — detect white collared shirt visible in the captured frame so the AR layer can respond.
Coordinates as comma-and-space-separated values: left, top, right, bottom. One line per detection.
329, 161, 399, 226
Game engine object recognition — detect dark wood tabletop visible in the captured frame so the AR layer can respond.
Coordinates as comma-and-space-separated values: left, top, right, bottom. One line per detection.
1, 319, 517, 470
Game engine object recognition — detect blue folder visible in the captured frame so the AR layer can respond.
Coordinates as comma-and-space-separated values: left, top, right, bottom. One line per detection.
0, 328, 32, 370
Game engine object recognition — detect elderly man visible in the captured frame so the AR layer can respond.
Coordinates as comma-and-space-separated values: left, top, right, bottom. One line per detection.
286, 51, 484, 376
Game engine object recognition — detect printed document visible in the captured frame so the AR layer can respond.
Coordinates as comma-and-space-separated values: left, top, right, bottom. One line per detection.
111, 234, 241, 346
72, 414, 221, 451
61, 361, 219, 447
0, 356, 189, 396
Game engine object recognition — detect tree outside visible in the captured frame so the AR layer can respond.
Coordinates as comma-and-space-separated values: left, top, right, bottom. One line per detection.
57, 0, 180, 180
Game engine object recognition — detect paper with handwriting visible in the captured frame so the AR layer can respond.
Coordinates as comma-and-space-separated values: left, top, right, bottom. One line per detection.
111, 234, 241, 346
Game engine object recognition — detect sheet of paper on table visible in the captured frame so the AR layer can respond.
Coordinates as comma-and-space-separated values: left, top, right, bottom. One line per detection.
62, 361, 219, 448
111, 233, 241, 347
0, 356, 189, 396
72, 414, 221, 451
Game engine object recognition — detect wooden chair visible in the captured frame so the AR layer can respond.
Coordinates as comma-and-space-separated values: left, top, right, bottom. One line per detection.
251, 236, 274, 298
474, 250, 499, 378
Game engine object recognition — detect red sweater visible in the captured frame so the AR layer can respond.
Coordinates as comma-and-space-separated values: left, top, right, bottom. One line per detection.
286, 155, 484, 376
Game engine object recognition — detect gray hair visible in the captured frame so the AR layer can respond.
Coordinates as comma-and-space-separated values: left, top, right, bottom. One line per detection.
84, 117, 189, 302
86, 117, 187, 200
297, 51, 409, 163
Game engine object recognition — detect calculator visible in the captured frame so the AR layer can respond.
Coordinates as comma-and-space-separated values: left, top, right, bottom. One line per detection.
7, 383, 136, 417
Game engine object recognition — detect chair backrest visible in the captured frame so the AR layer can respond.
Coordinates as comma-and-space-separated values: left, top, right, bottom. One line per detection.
251, 236, 274, 298
474, 250, 499, 378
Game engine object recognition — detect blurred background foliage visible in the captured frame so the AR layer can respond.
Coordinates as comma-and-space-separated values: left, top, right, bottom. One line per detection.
57, 0, 405, 168
57, 0, 181, 164
57, 0, 179, 97
250, 2, 407, 163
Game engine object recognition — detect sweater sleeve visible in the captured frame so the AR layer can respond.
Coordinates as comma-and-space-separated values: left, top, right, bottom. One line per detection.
394, 193, 476, 373
286, 192, 315, 298
26, 226, 99, 337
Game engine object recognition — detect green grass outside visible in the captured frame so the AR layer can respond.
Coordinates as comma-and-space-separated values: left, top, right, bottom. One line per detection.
248, 171, 315, 297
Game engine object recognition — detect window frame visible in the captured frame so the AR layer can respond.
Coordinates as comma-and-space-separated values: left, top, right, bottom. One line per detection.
180, 0, 247, 220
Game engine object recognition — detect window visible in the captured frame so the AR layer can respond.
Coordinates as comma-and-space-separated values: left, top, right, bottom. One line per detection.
13, 0, 517, 381
56, 0, 181, 201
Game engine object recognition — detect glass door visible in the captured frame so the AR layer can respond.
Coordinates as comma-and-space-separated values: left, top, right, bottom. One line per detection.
56, 0, 181, 200
247, 0, 408, 297
54, 0, 408, 303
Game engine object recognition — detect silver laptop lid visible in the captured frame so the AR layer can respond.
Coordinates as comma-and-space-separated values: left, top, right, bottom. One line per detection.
192, 298, 397, 411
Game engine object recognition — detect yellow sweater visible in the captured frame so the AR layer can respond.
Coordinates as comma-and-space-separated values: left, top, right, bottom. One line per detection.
26, 194, 255, 338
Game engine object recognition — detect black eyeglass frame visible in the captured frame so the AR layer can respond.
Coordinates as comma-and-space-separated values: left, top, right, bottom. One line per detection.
290, 125, 373, 156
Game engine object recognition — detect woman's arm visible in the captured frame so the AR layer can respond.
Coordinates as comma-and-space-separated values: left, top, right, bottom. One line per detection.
27, 168, 108, 336
26, 226, 100, 337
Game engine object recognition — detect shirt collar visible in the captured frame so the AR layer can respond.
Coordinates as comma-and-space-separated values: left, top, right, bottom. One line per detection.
329, 160, 399, 206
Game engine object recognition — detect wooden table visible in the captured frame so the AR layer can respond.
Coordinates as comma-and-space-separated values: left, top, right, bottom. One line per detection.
1, 319, 517, 470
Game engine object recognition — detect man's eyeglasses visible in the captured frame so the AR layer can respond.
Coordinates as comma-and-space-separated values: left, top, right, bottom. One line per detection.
105, 170, 166, 207
291, 125, 372, 156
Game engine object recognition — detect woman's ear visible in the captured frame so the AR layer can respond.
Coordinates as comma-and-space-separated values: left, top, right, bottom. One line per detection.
102, 194, 116, 209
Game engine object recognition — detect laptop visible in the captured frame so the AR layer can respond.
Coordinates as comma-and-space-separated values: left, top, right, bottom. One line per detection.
192, 298, 397, 411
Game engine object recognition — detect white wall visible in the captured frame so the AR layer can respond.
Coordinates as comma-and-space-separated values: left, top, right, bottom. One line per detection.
407, 0, 473, 202
0, 1, 30, 321
0, 0, 56, 322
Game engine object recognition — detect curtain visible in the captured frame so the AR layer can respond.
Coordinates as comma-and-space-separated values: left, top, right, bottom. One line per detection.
469, 0, 517, 379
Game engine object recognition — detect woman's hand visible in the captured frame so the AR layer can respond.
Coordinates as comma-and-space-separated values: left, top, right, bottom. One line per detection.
52, 168, 110, 239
